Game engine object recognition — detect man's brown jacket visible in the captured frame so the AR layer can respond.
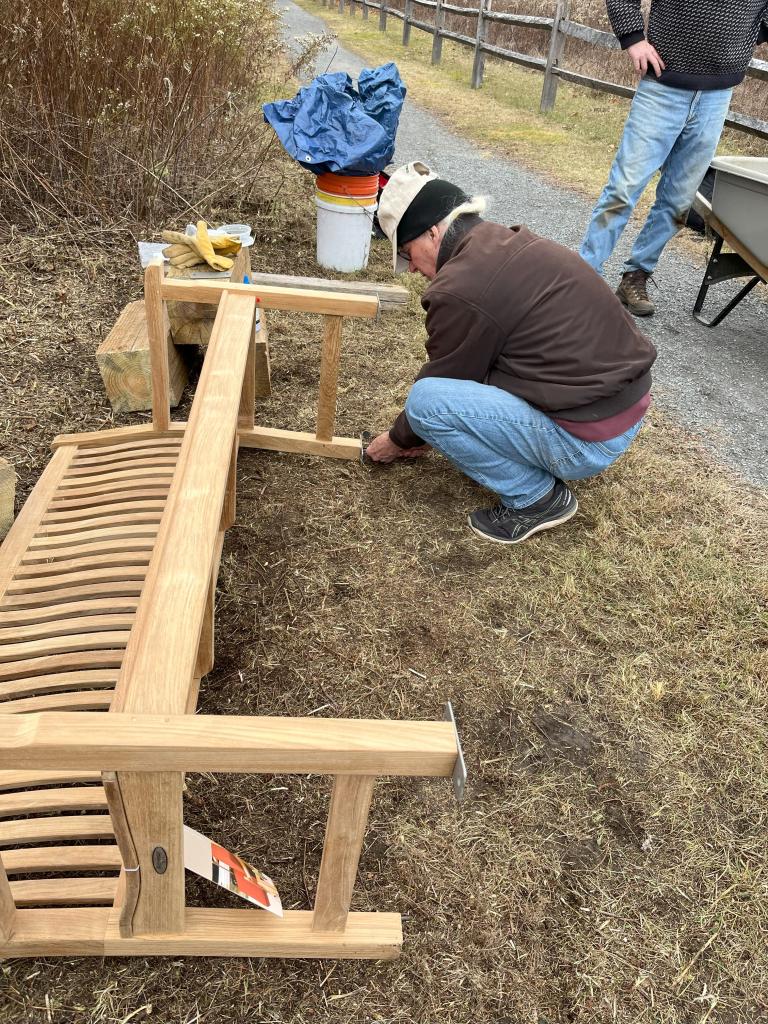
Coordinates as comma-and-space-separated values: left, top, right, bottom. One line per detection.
390, 219, 657, 449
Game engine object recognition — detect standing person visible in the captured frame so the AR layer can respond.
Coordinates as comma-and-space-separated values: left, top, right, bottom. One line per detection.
365, 162, 657, 545
580, 0, 768, 316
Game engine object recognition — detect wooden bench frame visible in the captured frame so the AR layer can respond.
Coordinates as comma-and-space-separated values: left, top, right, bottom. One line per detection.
0, 261, 460, 959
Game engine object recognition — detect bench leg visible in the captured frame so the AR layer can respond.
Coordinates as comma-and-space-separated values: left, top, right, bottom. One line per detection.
111, 772, 185, 936
0, 854, 15, 941
195, 574, 215, 680
313, 775, 375, 932
316, 315, 343, 443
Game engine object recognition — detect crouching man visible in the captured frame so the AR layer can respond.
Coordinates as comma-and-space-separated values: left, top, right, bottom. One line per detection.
365, 162, 657, 545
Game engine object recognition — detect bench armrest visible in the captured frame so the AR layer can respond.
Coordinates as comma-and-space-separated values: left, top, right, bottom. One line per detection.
0, 712, 458, 777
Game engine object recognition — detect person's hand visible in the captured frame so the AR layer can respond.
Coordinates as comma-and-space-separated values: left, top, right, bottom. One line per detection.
626, 40, 665, 78
365, 431, 430, 463
399, 444, 431, 459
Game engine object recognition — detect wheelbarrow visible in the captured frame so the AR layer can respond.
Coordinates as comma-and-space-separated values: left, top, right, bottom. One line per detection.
692, 156, 768, 327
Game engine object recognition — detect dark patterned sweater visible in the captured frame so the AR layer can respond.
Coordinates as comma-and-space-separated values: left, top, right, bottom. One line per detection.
607, 0, 768, 90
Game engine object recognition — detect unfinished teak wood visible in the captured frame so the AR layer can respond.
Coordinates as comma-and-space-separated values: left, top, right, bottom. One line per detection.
0, 272, 460, 962
145, 260, 171, 432
316, 315, 343, 442
0, 713, 457, 776
313, 776, 375, 931
0, 459, 14, 541
1, 907, 402, 959
254, 310, 271, 400
167, 246, 250, 346
244, 272, 408, 311
160, 279, 379, 319
0, 856, 14, 941
238, 426, 361, 461
96, 301, 187, 414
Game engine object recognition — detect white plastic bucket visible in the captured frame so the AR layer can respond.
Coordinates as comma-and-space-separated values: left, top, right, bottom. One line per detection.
315, 195, 377, 272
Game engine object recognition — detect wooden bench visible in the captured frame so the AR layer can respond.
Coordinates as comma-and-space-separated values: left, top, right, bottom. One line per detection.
0, 261, 460, 959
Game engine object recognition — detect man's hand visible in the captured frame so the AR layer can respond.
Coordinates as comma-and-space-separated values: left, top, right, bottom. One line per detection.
365, 431, 430, 463
626, 40, 665, 78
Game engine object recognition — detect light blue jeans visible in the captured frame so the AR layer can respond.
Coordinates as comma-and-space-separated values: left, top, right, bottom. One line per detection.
405, 378, 642, 508
580, 78, 733, 277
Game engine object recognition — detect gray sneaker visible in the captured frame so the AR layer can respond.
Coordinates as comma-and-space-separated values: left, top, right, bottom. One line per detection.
616, 269, 655, 316
468, 480, 578, 545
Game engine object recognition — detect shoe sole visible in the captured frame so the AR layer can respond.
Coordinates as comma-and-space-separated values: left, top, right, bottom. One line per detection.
618, 295, 655, 317
467, 500, 579, 545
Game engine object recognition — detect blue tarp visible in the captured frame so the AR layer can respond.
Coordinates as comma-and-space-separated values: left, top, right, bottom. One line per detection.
263, 63, 406, 176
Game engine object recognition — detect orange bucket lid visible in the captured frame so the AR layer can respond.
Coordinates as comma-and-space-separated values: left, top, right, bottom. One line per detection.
316, 172, 379, 197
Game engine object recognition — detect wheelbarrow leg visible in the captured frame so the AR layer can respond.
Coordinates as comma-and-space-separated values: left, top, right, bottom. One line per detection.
694, 275, 760, 328
693, 235, 723, 317
693, 234, 762, 327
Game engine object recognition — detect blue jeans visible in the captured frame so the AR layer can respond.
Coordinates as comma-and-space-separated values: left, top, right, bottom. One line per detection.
405, 378, 642, 508
580, 78, 733, 277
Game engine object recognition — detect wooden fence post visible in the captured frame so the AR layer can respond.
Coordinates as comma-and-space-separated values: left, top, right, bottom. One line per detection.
540, 0, 569, 111
471, 0, 490, 89
362, 0, 369, 19
349, 0, 355, 16
402, 0, 413, 45
379, 0, 388, 31
339, 0, 345, 13
313, 776, 375, 932
432, 0, 445, 63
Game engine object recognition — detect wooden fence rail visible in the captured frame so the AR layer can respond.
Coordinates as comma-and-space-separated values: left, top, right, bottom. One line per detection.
316, 0, 768, 141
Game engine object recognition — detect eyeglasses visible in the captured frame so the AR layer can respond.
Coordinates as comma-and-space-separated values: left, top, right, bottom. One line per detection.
397, 247, 412, 262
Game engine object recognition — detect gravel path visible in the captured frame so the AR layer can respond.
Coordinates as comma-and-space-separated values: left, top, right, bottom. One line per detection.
279, 0, 767, 487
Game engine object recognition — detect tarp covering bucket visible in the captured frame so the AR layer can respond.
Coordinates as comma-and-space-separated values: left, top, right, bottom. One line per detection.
263, 64, 406, 175
315, 173, 378, 271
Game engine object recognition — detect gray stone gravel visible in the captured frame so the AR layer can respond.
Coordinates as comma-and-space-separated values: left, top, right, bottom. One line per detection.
278, 0, 767, 486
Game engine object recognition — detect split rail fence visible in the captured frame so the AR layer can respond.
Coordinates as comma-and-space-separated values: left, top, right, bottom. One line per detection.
315, 0, 768, 142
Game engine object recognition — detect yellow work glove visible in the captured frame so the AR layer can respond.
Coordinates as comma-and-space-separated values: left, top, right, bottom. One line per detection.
162, 242, 204, 268
161, 227, 241, 270
193, 221, 235, 272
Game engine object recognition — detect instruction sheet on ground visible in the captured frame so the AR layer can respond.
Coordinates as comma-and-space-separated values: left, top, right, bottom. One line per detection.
183, 825, 283, 917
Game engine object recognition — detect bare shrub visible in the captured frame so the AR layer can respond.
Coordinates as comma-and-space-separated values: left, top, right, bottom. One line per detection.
0, 0, 300, 226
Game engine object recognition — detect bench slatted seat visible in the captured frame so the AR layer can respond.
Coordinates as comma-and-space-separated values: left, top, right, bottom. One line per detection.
0, 261, 462, 959
0, 434, 185, 909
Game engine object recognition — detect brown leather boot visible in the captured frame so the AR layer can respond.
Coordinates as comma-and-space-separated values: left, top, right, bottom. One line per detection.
616, 269, 655, 316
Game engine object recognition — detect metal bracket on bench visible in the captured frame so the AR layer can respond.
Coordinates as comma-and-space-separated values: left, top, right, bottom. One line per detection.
693, 233, 764, 328
443, 701, 467, 803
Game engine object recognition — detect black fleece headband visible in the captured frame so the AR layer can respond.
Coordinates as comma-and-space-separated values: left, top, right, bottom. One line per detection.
397, 179, 469, 247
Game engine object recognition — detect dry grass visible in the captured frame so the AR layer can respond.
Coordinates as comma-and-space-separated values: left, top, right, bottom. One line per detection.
1, 158, 767, 1023
0, 0, 328, 226
384, 0, 768, 127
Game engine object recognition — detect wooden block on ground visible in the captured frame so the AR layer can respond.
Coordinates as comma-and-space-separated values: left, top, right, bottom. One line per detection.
168, 247, 250, 346
0, 459, 14, 540
96, 302, 187, 415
